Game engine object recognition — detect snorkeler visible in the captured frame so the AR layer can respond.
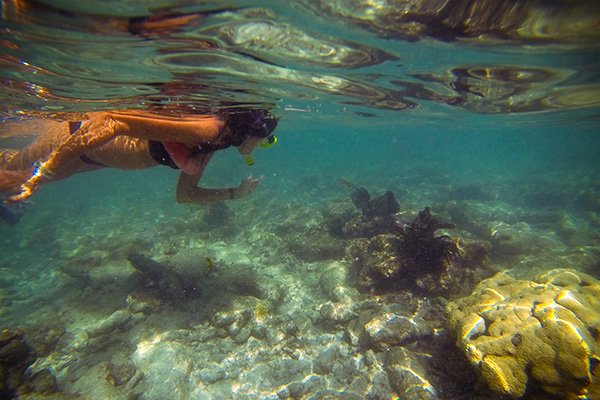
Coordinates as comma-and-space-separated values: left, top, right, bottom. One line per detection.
0, 108, 278, 208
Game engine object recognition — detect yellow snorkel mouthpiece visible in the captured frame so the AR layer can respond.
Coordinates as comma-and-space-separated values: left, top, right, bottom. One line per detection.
244, 155, 256, 166
260, 135, 277, 148
243, 135, 277, 166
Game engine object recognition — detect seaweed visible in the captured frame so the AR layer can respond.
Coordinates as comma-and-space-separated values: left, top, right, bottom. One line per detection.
348, 206, 461, 295
338, 179, 400, 219
330, 183, 489, 295
396, 207, 458, 277
331, 180, 400, 238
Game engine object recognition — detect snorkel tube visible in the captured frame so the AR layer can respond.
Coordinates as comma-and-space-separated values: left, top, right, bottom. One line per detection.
244, 134, 277, 166
230, 108, 278, 166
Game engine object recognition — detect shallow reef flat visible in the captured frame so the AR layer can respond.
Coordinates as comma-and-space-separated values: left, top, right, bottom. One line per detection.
0, 167, 599, 399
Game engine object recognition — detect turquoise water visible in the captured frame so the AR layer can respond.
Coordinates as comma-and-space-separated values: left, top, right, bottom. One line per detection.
1, 1, 599, 399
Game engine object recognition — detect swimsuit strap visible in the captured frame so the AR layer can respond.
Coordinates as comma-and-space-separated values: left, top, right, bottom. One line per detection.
69, 121, 107, 167
148, 140, 178, 169
69, 121, 82, 134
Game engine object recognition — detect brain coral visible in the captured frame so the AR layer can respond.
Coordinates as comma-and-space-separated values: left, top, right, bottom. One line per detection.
446, 268, 599, 399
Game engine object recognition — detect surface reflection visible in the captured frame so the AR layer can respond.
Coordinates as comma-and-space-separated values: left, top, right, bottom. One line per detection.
0, 0, 598, 118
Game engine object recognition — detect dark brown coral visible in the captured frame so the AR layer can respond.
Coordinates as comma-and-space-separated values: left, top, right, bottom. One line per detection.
351, 207, 461, 295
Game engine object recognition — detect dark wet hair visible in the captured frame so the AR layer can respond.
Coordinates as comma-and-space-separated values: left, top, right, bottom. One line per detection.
193, 108, 278, 155
226, 108, 278, 138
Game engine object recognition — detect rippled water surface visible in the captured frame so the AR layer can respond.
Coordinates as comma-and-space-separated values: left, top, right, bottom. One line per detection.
1, 0, 599, 119
1, 1, 599, 400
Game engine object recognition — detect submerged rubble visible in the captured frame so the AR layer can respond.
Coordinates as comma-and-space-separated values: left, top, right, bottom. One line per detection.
0, 329, 58, 399
1, 171, 598, 399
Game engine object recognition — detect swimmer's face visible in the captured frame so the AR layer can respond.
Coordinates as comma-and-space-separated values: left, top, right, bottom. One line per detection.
237, 135, 265, 155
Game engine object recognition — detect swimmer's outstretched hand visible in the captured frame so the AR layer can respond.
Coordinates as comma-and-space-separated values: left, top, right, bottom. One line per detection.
8, 181, 36, 203
236, 176, 259, 198
7, 171, 43, 203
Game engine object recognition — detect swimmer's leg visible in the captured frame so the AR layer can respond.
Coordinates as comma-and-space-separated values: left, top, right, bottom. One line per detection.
0, 201, 29, 225
0, 203, 19, 224
10, 115, 123, 202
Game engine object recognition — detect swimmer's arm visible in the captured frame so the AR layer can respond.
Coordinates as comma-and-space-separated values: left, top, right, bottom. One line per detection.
175, 154, 258, 203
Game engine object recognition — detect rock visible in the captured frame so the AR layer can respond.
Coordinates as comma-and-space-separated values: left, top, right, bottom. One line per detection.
285, 381, 305, 398
364, 312, 431, 350
281, 324, 298, 340
286, 225, 345, 262
278, 380, 311, 399
211, 304, 256, 343
302, 375, 327, 395
195, 363, 226, 384
126, 295, 154, 315
332, 356, 358, 385
133, 339, 192, 400
367, 370, 394, 399
251, 324, 268, 340
385, 347, 438, 400
108, 352, 136, 386
29, 369, 57, 393
343, 320, 362, 347
319, 301, 357, 326
318, 261, 352, 301
233, 326, 252, 344
236, 357, 312, 396
25, 320, 66, 357
488, 221, 541, 260
313, 345, 340, 375
0, 328, 57, 397
87, 310, 132, 338
446, 268, 600, 399
0, 329, 35, 368
211, 311, 237, 328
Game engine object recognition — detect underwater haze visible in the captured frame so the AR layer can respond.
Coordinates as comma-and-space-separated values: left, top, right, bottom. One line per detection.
1, 1, 599, 399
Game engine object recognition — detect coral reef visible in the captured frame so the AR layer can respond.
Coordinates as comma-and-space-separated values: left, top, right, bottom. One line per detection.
2, 165, 598, 399
342, 183, 400, 220
396, 207, 458, 276
330, 180, 400, 238
315, 261, 498, 399
0, 329, 57, 399
348, 207, 474, 295
326, 184, 493, 295
446, 268, 600, 399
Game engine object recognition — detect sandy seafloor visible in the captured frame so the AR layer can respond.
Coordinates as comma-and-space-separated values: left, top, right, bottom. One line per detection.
1, 113, 599, 400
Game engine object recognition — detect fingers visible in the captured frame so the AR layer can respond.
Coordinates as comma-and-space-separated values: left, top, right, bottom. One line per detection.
7, 184, 33, 203
243, 176, 259, 189
235, 176, 259, 198
6, 172, 42, 202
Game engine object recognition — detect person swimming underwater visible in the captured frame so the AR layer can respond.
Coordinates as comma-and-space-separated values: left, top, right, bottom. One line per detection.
0, 108, 278, 222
